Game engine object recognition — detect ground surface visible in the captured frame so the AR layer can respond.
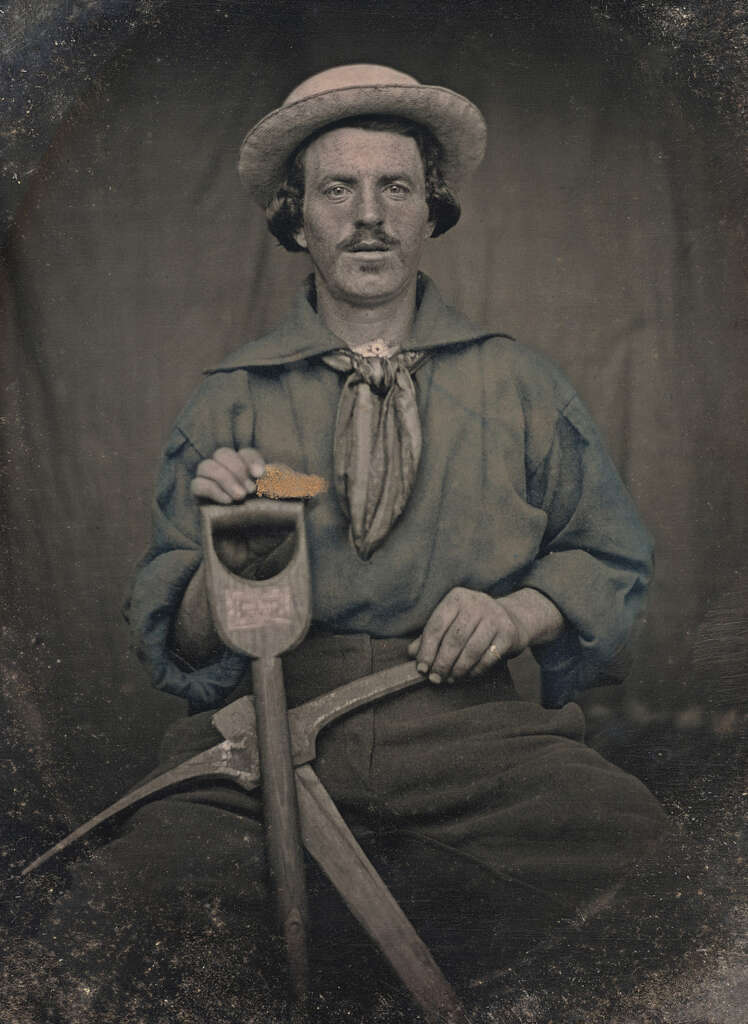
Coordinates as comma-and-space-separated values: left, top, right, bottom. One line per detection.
1, 713, 744, 1024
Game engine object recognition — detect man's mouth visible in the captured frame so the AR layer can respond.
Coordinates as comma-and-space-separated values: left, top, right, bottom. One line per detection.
342, 231, 398, 253
346, 242, 390, 252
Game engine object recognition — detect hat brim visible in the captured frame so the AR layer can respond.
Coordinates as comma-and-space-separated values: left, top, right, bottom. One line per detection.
238, 83, 486, 206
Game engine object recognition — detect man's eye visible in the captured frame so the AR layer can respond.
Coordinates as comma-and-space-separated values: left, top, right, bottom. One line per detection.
323, 185, 349, 199
386, 183, 410, 197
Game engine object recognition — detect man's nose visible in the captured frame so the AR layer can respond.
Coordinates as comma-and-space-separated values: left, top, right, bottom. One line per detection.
354, 186, 384, 226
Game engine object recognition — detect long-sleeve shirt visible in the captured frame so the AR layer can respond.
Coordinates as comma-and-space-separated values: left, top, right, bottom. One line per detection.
125, 274, 653, 712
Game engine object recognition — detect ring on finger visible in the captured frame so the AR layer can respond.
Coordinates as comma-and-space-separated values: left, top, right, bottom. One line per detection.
488, 643, 500, 657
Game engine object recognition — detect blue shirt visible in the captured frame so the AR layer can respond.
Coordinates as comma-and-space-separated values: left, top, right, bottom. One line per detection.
125, 275, 653, 711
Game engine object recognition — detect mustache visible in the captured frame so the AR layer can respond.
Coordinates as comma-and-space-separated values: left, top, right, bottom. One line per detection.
341, 229, 399, 251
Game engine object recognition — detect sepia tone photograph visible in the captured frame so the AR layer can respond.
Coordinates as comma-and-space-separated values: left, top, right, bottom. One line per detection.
1, 2, 745, 1022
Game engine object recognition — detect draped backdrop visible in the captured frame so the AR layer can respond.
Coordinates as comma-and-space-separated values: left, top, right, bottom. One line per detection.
1, 1, 745, 830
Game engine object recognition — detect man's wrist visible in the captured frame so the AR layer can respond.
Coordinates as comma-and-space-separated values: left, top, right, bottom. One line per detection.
495, 588, 564, 652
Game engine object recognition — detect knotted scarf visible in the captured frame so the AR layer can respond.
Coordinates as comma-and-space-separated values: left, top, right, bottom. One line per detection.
322, 349, 430, 560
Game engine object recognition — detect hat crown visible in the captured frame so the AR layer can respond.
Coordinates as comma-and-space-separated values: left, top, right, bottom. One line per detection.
239, 63, 486, 207
284, 64, 420, 106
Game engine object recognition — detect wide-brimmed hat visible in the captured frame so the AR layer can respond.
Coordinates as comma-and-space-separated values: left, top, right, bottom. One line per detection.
238, 64, 487, 207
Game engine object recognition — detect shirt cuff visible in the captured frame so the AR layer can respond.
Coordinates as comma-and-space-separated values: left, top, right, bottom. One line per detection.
154, 645, 249, 712
533, 627, 633, 708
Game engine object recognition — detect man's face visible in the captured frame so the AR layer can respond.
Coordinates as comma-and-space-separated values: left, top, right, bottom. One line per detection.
294, 127, 433, 307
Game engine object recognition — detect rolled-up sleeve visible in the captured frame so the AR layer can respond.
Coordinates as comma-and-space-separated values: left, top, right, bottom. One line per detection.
521, 392, 654, 708
124, 425, 249, 711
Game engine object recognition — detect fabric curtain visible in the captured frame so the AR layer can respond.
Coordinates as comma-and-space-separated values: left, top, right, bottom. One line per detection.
1, 1, 745, 823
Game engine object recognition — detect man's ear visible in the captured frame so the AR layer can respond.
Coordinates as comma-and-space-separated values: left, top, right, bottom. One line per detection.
294, 226, 307, 249
424, 210, 435, 239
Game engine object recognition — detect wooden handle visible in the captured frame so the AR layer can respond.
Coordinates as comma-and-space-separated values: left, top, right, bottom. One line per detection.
288, 661, 426, 766
200, 499, 311, 659
296, 764, 468, 1024
253, 656, 309, 1003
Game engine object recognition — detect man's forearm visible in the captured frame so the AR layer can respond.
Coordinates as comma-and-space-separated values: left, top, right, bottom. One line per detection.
172, 563, 223, 667
173, 575, 564, 679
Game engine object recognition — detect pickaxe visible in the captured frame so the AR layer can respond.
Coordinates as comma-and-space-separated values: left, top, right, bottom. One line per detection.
23, 497, 468, 1023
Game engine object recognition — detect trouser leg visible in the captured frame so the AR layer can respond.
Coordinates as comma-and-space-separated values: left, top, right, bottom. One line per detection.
14, 725, 282, 1023
8, 637, 672, 1019
365, 684, 669, 902
345, 682, 671, 977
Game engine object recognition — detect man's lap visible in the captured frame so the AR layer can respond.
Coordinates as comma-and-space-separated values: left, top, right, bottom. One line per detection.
88, 656, 668, 917
18, 647, 670, 1019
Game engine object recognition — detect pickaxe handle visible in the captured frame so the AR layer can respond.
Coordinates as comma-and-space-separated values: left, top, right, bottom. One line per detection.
296, 765, 468, 1024
253, 655, 309, 1003
202, 499, 312, 1005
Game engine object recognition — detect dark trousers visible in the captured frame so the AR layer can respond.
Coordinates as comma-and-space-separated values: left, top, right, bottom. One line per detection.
12, 636, 671, 1022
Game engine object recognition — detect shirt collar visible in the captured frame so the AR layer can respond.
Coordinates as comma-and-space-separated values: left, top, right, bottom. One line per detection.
205, 273, 499, 373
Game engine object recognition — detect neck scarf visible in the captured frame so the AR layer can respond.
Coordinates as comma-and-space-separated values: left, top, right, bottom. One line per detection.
322, 349, 430, 560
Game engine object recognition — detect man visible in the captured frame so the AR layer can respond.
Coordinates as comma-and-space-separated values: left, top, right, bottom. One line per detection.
25, 64, 670, 1019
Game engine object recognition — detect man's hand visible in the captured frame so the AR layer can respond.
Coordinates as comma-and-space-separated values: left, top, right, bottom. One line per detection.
173, 446, 266, 663
407, 587, 564, 684
190, 446, 266, 504
190, 447, 267, 576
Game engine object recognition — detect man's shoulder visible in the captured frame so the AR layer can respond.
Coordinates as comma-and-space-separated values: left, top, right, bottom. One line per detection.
450, 332, 577, 413
203, 280, 338, 372
166, 363, 254, 456
205, 326, 311, 374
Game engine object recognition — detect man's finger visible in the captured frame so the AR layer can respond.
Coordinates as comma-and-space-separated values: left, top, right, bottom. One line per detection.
468, 632, 512, 678
194, 458, 248, 501
430, 610, 481, 682
213, 447, 256, 490
191, 475, 234, 504
448, 620, 500, 680
414, 594, 461, 680
237, 447, 266, 480
407, 639, 423, 664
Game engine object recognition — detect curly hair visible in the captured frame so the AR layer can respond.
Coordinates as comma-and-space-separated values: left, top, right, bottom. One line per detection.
266, 115, 461, 252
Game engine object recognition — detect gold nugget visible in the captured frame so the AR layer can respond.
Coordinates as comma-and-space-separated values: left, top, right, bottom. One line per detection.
256, 463, 327, 500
